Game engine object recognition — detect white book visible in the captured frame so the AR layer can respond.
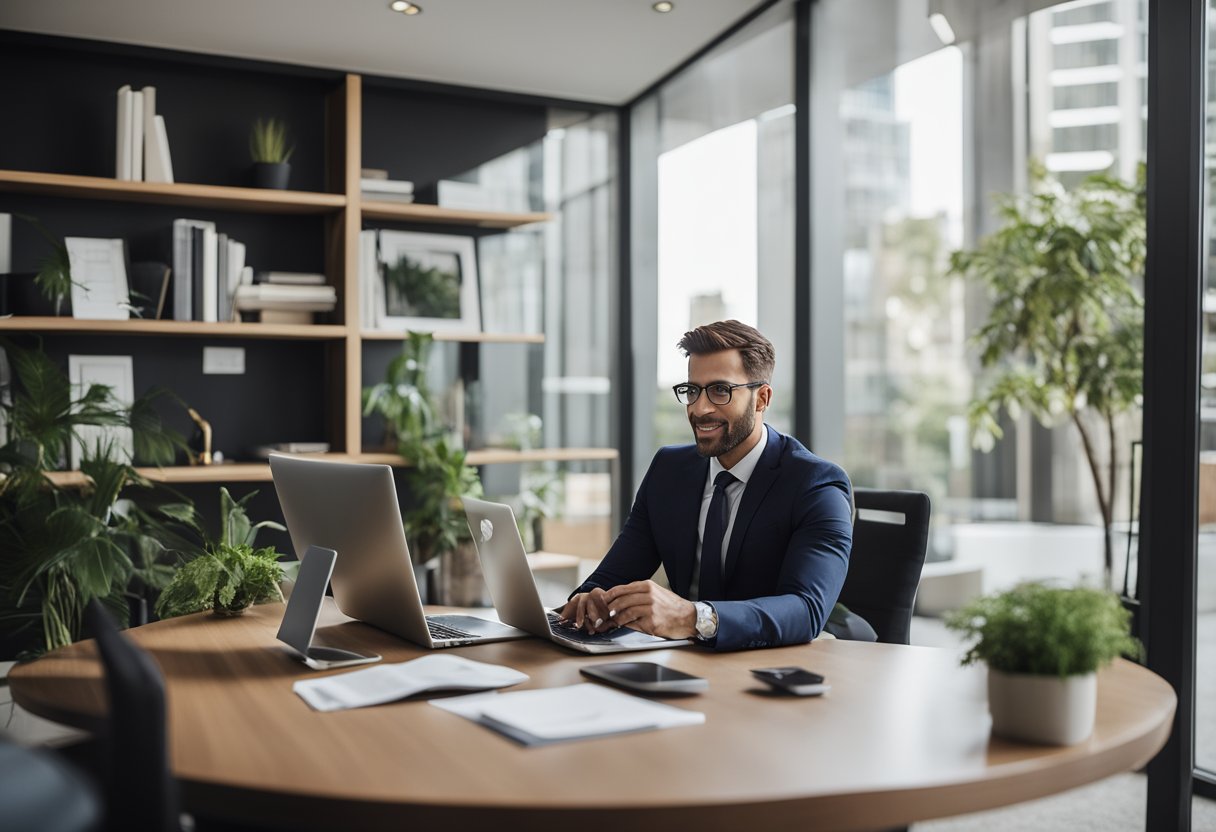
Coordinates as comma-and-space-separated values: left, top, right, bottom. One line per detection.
115, 86, 132, 180
0, 212, 10, 274
359, 229, 377, 329
360, 177, 415, 194
257, 271, 326, 285
201, 225, 218, 322
235, 284, 336, 302
151, 116, 174, 183
220, 239, 245, 323
65, 237, 131, 321
130, 90, 144, 181
141, 86, 157, 180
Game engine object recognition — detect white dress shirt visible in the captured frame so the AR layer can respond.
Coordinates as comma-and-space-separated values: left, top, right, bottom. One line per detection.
688, 425, 768, 601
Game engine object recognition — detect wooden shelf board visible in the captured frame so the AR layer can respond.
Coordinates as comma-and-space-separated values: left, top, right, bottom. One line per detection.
358, 448, 619, 466
361, 200, 552, 229
0, 317, 348, 340
0, 169, 345, 214
361, 330, 544, 344
44, 448, 618, 487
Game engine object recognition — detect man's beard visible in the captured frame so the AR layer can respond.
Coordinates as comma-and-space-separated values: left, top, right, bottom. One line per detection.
690, 395, 756, 459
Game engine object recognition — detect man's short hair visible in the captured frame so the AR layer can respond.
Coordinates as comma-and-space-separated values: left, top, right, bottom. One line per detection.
677, 320, 775, 382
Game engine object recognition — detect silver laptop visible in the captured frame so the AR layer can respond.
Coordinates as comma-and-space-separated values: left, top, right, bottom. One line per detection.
462, 496, 692, 654
269, 454, 528, 649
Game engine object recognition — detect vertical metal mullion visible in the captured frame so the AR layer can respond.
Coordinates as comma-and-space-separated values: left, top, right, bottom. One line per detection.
794, 0, 813, 445
1142, 0, 1204, 827
616, 105, 633, 525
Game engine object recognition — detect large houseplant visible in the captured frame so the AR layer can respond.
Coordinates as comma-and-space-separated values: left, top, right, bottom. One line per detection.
945, 582, 1140, 745
0, 343, 187, 655
363, 331, 486, 604
949, 164, 1146, 589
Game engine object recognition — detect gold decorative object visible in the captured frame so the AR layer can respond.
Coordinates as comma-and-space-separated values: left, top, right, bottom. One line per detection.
187, 407, 213, 466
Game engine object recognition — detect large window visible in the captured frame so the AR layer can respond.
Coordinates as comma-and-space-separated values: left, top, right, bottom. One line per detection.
630, 2, 795, 489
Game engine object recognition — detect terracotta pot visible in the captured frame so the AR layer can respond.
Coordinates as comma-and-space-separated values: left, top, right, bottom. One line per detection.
987, 668, 1097, 745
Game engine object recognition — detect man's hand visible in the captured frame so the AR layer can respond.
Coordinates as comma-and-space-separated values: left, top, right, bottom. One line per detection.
557, 588, 615, 633
602, 580, 697, 639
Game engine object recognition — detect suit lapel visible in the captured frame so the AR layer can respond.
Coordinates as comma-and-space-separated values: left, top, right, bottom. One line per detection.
672, 452, 709, 598
723, 425, 783, 586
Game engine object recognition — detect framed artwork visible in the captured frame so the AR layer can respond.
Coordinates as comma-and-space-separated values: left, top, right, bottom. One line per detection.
68, 354, 134, 470
376, 231, 481, 333
65, 237, 131, 320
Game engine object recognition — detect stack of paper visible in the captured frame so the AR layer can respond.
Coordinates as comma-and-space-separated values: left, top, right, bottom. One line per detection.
432, 683, 705, 746
293, 654, 528, 712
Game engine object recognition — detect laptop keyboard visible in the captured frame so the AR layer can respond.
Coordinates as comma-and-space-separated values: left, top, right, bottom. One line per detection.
547, 612, 614, 644
427, 620, 478, 641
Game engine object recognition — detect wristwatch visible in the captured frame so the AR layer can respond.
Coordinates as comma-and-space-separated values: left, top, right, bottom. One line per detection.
694, 601, 719, 641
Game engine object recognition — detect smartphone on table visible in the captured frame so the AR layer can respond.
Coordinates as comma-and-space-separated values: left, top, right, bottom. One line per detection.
750, 666, 830, 696
579, 661, 708, 694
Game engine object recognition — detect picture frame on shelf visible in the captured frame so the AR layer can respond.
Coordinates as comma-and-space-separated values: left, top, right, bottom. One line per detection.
68, 354, 134, 470
375, 230, 481, 334
65, 237, 132, 321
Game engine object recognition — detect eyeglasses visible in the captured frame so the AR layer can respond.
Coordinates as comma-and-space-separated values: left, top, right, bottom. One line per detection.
672, 380, 768, 406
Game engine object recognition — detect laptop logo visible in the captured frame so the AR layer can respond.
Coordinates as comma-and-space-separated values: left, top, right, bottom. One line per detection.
480, 518, 494, 542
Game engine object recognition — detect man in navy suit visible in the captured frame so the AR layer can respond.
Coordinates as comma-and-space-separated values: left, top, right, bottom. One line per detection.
558, 320, 853, 651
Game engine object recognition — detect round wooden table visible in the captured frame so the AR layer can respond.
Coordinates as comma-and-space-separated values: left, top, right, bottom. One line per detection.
9, 600, 1175, 832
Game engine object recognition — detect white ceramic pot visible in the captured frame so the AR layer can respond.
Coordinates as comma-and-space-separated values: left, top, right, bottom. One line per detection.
987, 668, 1097, 746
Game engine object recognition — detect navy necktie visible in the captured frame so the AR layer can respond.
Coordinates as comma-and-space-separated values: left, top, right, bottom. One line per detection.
698, 471, 738, 602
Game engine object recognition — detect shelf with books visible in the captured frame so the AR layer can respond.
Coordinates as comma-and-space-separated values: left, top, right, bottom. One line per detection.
0, 169, 346, 215
360, 329, 545, 344
360, 199, 551, 229
358, 448, 620, 466
0, 317, 348, 340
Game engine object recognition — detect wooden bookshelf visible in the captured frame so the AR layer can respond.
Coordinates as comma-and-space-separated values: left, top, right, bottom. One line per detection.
44, 448, 619, 487
361, 199, 552, 229
361, 329, 545, 344
0, 317, 348, 340
0, 169, 346, 214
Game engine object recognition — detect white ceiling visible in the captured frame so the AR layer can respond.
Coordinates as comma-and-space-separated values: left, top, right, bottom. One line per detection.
0, 0, 772, 105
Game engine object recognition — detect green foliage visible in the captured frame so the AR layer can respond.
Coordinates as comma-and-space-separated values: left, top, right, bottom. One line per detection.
402, 435, 484, 563
383, 254, 462, 319
949, 164, 1146, 584
945, 582, 1141, 677
154, 543, 284, 618
0, 455, 172, 655
1, 342, 186, 469
362, 331, 436, 448
249, 118, 294, 164
15, 214, 75, 314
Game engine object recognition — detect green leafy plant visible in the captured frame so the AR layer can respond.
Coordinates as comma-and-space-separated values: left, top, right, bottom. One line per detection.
945, 582, 1140, 678
0, 454, 174, 655
949, 163, 1146, 588
402, 435, 483, 564
383, 254, 461, 319
153, 487, 287, 617
14, 214, 77, 315
362, 330, 436, 449
249, 118, 294, 164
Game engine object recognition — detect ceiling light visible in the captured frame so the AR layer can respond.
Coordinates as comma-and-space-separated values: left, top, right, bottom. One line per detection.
389, 1, 422, 14
653, 2, 674, 13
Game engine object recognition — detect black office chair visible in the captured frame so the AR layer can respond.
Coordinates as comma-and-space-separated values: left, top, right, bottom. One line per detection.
83, 599, 179, 832
828, 488, 931, 645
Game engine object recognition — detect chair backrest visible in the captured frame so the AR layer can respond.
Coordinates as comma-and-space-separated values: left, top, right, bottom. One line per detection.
836, 489, 931, 645
84, 600, 178, 832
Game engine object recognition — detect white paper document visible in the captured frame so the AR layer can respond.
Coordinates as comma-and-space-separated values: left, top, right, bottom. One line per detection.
66, 237, 131, 320
293, 654, 528, 712
431, 683, 705, 746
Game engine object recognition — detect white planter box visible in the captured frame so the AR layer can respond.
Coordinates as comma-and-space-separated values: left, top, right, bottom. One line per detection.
987, 668, 1097, 745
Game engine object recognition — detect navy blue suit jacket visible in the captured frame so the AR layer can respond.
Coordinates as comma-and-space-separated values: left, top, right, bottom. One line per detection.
577, 425, 853, 651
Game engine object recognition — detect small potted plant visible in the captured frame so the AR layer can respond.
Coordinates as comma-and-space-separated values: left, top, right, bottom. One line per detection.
153, 487, 287, 618
945, 582, 1141, 745
249, 117, 294, 190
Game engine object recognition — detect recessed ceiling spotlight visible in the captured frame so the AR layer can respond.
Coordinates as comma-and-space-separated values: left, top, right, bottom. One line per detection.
389, 1, 422, 14
653, 2, 674, 12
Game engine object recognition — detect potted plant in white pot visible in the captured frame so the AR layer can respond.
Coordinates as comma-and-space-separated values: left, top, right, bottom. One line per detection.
945, 582, 1140, 745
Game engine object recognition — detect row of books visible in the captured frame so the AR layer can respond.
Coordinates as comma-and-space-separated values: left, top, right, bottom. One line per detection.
171, 220, 250, 322
232, 276, 337, 325
116, 85, 174, 183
